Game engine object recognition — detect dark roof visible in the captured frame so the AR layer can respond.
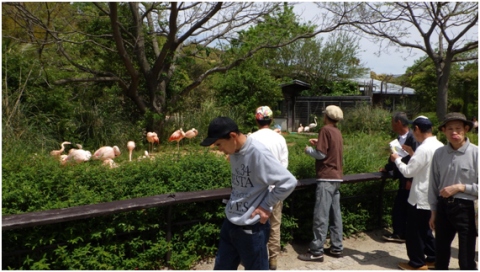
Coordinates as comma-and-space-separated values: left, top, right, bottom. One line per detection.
279, 79, 310, 88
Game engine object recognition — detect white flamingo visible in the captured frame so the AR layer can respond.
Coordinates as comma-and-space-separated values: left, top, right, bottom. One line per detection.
127, 141, 136, 161
93, 146, 121, 161
62, 149, 92, 165
50, 141, 71, 157
308, 116, 318, 130
297, 124, 304, 133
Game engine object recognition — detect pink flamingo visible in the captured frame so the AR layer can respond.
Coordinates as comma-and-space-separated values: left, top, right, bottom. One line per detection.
168, 128, 186, 151
146, 132, 158, 153
93, 146, 121, 161
184, 128, 198, 143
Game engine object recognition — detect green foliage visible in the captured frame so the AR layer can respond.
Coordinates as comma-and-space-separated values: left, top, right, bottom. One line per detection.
3, 150, 230, 270
405, 55, 478, 118
212, 62, 283, 133
339, 104, 392, 135
277, 32, 368, 96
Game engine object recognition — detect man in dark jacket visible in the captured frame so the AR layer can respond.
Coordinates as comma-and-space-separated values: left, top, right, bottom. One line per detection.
380, 112, 418, 243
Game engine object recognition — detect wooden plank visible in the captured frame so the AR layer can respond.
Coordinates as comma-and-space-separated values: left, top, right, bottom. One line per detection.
2, 188, 232, 231
2, 172, 387, 231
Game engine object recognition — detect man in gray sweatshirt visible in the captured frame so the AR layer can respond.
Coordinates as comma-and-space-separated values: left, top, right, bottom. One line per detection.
201, 116, 297, 270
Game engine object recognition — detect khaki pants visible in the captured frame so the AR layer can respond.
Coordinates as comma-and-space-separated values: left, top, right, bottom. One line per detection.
268, 200, 283, 260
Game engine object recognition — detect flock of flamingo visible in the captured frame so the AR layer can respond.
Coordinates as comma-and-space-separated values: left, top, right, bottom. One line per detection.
50, 128, 199, 168
297, 116, 317, 133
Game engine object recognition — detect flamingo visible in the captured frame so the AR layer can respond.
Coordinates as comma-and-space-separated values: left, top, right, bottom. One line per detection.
308, 116, 318, 130
146, 132, 155, 153
297, 124, 304, 133
184, 128, 198, 143
169, 128, 186, 151
62, 149, 92, 165
304, 126, 310, 132
50, 141, 71, 157
102, 158, 118, 169
138, 150, 155, 161
127, 141, 135, 161
67, 143, 85, 153
93, 146, 121, 161
152, 132, 159, 149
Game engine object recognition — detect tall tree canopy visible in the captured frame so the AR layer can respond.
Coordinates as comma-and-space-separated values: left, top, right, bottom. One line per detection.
320, 2, 478, 120
3, 2, 351, 133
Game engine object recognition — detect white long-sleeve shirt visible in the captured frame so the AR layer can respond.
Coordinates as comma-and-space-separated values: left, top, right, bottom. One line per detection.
394, 136, 444, 210
249, 128, 289, 168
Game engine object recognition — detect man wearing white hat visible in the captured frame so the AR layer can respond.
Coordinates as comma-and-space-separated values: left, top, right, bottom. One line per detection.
298, 105, 344, 262
250, 106, 289, 270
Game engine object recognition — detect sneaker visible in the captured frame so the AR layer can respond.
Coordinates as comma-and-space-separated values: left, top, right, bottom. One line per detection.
325, 247, 343, 258
382, 234, 406, 243
398, 262, 428, 270
269, 258, 277, 270
425, 261, 435, 269
298, 253, 324, 262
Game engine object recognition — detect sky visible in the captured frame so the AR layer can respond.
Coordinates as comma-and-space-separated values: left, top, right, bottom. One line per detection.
292, 2, 420, 76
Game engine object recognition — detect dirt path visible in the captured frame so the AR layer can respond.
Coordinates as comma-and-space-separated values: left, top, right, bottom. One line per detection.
193, 228, 476, 270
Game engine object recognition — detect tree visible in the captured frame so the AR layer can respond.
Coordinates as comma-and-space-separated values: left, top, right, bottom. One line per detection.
3, 2, 352, 134
320, 2, 478, 120
400, 53, 478, 118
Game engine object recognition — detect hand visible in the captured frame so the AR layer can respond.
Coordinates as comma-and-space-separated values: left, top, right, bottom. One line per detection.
379, 167, 386, 172
402, 144, 414, 156
304, 145, 311, 153
390, 153, 400, 162
250, 206, 271, 224
405, 180, 412, 190
429, 211, 436, 231
309, 138, 318, 146
440, 184, 465, 198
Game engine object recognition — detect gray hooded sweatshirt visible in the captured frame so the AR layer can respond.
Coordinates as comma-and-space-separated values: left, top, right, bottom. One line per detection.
226, 136, 297, 226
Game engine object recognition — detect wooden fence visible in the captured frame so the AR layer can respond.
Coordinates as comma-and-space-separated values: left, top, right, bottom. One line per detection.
2, 172, 391, 263
3, 172, 388, 230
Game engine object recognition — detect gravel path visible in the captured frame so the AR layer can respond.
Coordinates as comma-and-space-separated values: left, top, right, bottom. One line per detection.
193, 228, 476, 270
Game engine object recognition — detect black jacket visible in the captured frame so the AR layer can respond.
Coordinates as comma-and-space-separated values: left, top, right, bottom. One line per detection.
384, 129, 418, 190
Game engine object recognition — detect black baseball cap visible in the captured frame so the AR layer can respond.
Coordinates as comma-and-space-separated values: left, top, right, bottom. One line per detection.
200, 117, 239, 146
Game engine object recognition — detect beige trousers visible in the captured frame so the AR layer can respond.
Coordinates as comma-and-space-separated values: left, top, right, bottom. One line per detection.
268, 200, 283, 260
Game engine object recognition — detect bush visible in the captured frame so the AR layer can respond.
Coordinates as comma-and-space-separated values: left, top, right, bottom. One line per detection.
340, 105, 391, 135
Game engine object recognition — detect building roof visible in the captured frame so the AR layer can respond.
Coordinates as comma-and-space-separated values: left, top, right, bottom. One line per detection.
351, 77, 415, 95
279, 79, 310, 88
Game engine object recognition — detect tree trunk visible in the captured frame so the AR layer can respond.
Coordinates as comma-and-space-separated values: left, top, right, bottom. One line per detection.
435, 58, 452, 122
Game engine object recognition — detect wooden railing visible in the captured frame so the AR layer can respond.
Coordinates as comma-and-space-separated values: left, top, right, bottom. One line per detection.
2, 172, 388, 231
